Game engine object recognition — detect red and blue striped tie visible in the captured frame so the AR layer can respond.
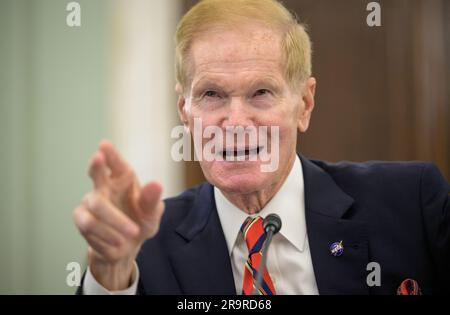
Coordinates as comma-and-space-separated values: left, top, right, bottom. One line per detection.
241, 216, 277, 295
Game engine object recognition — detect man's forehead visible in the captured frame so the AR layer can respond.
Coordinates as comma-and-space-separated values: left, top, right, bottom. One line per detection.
192, 68, 284, 89
194, 58, 282, 75
190, 58, 285, 93
190, 25, 283, 67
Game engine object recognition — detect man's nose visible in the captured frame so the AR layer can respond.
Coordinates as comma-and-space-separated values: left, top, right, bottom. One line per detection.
222, 97, 253, 128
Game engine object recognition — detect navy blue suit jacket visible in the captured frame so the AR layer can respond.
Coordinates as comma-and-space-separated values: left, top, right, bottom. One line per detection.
81, 156, 450, 295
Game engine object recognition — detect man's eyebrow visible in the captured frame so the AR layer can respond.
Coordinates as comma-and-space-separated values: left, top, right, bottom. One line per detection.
191, 79, 224, 94
247, 77, 283, 91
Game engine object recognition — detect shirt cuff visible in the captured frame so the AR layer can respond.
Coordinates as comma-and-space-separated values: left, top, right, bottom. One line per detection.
82, 261, 139, 295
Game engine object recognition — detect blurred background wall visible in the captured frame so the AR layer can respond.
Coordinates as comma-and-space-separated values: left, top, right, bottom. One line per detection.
0, 0, 183, 294
0, 0, 448, 294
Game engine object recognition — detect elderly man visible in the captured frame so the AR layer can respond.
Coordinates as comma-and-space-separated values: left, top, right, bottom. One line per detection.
74, 0, 450, 295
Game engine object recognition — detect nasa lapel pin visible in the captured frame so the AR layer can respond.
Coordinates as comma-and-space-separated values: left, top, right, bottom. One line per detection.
329, 240, 344, 257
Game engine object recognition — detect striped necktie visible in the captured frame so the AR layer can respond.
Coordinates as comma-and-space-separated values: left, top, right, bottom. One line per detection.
240, 216, 276, 295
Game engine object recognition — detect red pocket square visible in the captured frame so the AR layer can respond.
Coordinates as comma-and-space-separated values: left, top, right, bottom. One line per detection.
397, 279, 422, 295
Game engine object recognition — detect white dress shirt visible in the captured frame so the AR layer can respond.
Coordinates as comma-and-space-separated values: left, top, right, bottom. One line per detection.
215, 156, 318, 294
83, 156, 318, 295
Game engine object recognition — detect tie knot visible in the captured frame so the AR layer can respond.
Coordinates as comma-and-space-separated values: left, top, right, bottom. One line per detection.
240, 216, 267, 254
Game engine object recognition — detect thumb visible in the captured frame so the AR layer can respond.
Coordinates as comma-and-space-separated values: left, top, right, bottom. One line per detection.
138, 181, 163, 219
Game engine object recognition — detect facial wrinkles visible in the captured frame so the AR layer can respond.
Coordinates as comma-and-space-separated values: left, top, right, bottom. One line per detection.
192, 60, 283, 94
187, 25, 284, 93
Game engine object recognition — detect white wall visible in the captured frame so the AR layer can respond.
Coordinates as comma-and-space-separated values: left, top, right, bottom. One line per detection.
109, 0, 184, 197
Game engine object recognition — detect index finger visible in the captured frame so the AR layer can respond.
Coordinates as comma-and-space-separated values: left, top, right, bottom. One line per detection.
88, 151, 110, 193
99, 140, 129, 178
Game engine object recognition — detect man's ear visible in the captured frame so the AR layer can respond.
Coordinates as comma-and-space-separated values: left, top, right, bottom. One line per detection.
175, 83, 189, 130
297, 77, 316, 133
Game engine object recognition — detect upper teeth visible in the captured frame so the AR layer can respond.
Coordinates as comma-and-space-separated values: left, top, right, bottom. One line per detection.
222, 148, 259, 161
223, 148, 259, 156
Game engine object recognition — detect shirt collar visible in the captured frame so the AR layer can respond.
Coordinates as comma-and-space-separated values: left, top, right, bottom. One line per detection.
214, 155, 307, 255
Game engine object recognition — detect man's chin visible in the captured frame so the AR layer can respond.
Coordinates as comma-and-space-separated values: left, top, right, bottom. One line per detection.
213, 174, 265, 195
202, 160, 269, 193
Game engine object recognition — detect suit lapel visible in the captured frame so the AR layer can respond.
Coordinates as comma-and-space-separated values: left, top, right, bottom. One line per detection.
301, 156, 370, 294
168, 183, 236, 295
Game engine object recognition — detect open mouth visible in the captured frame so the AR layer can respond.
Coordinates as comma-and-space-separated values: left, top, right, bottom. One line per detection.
220, 146, 263, 160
